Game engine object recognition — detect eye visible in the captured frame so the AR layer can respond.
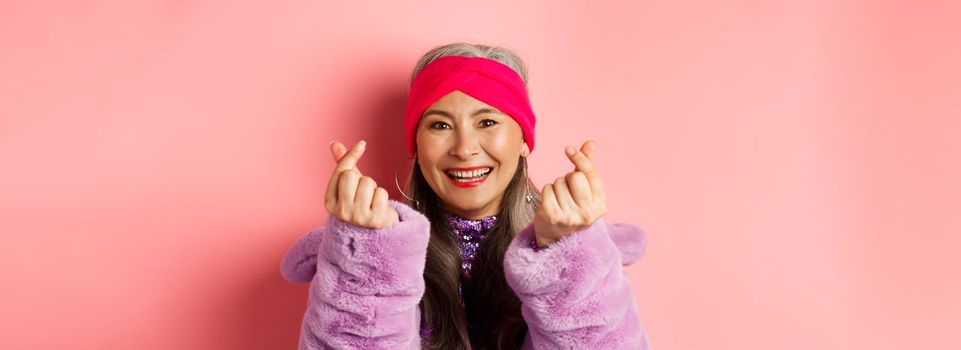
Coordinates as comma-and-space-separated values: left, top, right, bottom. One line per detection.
429, 121, 451, 130
480, 119, 498, 127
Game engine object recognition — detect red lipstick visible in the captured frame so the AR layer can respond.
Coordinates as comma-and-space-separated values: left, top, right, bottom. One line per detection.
445, 166, 491, 171
445, 166, 492, 188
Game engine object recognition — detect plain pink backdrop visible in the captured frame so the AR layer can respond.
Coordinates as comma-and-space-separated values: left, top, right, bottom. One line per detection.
1, 1, 959, 349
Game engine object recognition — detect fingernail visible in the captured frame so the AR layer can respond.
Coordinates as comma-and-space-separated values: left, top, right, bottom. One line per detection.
328, 141, 335, 147
359, 140, 367, 149
565, 145, 575, 156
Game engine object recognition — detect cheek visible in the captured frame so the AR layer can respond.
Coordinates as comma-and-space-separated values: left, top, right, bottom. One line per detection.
485, 131, 522, 160
487, 120, 525, 153
415, 151, 444, 185
417, 155, 437, 175
415, 134, 444, 164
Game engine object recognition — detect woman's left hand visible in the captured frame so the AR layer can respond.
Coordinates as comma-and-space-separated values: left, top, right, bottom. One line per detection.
533, 140, 608, 247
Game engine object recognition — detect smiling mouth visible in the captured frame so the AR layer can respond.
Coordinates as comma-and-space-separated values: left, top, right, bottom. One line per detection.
445, 167, 493, 182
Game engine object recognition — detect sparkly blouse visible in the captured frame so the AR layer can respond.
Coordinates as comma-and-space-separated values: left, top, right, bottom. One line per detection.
420, 212, 545, 339
444, 211, 498, 279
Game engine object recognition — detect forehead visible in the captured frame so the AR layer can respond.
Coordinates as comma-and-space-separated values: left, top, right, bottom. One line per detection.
426, 90, 496, 112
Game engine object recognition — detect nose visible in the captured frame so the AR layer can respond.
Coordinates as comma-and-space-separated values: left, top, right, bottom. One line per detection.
449, 127, 480, 159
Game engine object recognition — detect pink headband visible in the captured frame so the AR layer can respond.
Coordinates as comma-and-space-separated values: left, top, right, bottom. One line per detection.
404, 55, 536, 156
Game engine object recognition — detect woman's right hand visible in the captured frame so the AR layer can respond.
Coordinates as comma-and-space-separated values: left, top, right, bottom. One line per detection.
325, 140, 399, 229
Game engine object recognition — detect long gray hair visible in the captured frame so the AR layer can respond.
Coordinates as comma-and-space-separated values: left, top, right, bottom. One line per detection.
403, 42, 542, 349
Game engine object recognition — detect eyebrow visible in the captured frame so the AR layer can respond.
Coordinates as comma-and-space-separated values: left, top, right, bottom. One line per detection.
422, 107, 502, 119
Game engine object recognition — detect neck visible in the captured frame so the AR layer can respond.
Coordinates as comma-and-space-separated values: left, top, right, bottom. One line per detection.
441, 201, 500, 220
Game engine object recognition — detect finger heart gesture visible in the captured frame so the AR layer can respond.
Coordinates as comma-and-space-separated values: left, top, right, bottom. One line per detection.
324, 140, 399, 229
533, 140, 608, 246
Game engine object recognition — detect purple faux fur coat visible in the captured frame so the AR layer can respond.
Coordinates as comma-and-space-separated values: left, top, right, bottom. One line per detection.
281, 200, 651, 349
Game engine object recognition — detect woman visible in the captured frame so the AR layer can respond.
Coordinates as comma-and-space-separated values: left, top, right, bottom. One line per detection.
282, 43, 651, 349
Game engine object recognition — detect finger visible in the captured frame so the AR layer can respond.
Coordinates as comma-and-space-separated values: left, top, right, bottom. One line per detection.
541, 184, 559, 216
326, 141, 364, 209
325, 167, 342, 212
565, 143, 606, 196
335, 140, 367, 172
325, 141, 352, 210
553, 177, 577, 215
565, 144, 599, 182
338, 169, 361, 211
371, 187, 390, 226
325, 170, 336, 210
581, 140, 597, 161
329, 140, 349, 163
372, 187, 389, 212
354, 176, 376, 217
565, 171, 593, 208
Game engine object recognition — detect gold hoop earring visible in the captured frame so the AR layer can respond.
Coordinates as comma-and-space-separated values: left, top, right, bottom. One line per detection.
395, 153, 421, 206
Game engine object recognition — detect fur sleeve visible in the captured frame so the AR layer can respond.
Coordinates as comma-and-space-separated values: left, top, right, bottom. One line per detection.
296, 200, 431, 349
280, 225, 325, 284
504, 218, 652, 349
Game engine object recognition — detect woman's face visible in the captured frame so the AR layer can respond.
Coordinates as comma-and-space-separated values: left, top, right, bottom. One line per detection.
415, 90, 529, 219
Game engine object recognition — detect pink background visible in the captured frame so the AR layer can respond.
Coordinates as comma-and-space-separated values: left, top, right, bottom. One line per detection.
2, 1, 959, 349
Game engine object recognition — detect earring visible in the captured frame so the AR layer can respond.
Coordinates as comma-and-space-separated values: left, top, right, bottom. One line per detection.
395, 153, 421, 206
523, 157, 534, 204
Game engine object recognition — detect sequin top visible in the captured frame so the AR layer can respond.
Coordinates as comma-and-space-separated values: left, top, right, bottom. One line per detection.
420, 212, 545, 339
443, 211, 498, 279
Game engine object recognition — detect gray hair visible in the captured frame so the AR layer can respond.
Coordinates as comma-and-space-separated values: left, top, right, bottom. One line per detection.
405, 42, 542, 349
408, 42, 530, 91
404, 41, 540, 233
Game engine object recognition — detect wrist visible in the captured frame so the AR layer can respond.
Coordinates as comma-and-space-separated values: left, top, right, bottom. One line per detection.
534, 234, 558, 248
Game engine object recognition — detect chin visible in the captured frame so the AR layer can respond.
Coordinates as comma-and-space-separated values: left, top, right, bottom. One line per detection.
444, 196, 488, 211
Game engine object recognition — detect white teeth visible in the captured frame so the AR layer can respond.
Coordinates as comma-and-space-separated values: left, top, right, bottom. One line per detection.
447, 167, 492, 179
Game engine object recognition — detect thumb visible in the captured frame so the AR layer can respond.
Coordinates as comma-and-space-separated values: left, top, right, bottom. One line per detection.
581, 140, 597, 161
329, 141, 348, 163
